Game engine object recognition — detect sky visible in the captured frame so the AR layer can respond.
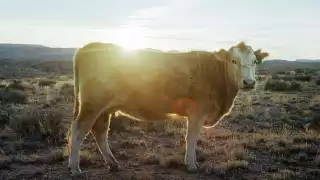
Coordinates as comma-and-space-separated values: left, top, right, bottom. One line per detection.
1, 0, 320, 60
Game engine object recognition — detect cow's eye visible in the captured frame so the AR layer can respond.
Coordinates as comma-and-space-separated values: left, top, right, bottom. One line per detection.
231, 59, 237, 64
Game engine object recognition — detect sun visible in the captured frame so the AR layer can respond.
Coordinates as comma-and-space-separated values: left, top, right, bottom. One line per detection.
112, 26, 147, 50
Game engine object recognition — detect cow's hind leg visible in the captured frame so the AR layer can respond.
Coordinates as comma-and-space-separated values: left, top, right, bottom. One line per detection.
68, 102, 107, 177
91, 111, 120, 171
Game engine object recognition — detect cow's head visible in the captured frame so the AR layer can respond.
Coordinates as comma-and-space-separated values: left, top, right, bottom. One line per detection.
228, 42, 269, 89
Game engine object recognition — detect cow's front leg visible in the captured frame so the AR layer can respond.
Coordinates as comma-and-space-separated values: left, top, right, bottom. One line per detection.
184, 115, 206, 172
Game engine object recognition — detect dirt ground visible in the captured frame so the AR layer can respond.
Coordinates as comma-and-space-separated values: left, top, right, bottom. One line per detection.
0, 61, 320, 180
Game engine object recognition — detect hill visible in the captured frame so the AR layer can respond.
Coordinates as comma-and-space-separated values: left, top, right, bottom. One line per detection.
0, 43, 76, 61
258, 59, 320, 74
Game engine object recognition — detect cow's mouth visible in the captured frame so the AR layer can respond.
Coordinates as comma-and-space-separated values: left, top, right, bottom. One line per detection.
241, 83, 256, 90
242, 85, 255, 90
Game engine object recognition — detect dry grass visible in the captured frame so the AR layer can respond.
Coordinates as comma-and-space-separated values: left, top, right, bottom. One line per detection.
0, 64, 320, 179
7, 105, 66, 146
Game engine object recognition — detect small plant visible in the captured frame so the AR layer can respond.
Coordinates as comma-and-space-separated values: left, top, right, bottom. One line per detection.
38, 79, 56, 87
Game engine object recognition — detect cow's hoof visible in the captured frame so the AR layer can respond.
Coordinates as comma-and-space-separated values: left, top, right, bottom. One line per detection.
69, 168, 84, 178
71, 172, 87, 179
110, 163, 121, 172
186, 164, 199, 173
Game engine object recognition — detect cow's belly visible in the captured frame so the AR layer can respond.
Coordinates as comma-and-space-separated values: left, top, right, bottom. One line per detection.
117, 108, 169, 122
117, 98, 172, 121
116, 95, 196, 121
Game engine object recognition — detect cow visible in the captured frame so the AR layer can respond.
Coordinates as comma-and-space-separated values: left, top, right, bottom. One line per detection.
67, 41, 269, 177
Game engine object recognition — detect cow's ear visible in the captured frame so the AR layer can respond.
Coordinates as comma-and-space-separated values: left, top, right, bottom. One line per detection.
254, 49, 262, 56
254, 49, 269, 64
260, 52, 269, 59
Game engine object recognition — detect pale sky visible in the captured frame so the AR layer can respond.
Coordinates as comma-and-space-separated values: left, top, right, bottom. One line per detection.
1, 0, 320, 60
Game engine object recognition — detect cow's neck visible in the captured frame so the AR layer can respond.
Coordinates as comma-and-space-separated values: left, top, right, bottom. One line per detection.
201, 54, 240, 127
220, 59, 239, 116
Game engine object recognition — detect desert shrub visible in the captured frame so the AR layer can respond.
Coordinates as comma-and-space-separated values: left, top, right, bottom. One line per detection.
265, 79, 288, 91
0, 104, 15, 127
272, 74, 293, 81
282, 76, 294, 81
59, 83, 74, 101
295, 68, 304, 74
265, 79, 302, 91
294, 75, 311, 82
271, 75, 311, 82
7, 80, 27, 91
9, 106, 66, 146
0, 84, 6, 89
0, 88, 27, 104
315, 77, 320, 85
38, 79, 56, 87
271, 74, 280, 80
289, 81, 302, 91
256, 75, 267, 81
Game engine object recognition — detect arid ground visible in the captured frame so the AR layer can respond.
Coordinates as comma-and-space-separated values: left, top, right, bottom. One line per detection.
0, 60, 320, 180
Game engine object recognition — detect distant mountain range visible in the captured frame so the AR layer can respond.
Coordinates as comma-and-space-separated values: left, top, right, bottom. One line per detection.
0, 43, 76, 61
0, 43, 320, 65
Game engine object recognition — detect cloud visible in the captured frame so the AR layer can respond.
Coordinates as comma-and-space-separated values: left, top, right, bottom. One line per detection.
129, 6, 169, 20
127, 0, 199, 24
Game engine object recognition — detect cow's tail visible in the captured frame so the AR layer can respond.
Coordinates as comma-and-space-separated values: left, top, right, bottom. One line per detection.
66, 49, 80, 154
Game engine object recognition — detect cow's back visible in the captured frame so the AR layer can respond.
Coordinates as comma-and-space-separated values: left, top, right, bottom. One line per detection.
74, 42, 195, 106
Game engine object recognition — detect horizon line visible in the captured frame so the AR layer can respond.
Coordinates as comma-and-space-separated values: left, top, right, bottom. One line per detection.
0, 42, 320, 61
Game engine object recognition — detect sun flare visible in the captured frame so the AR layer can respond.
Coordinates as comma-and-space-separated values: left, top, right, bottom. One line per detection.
112, 26, 147, 50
